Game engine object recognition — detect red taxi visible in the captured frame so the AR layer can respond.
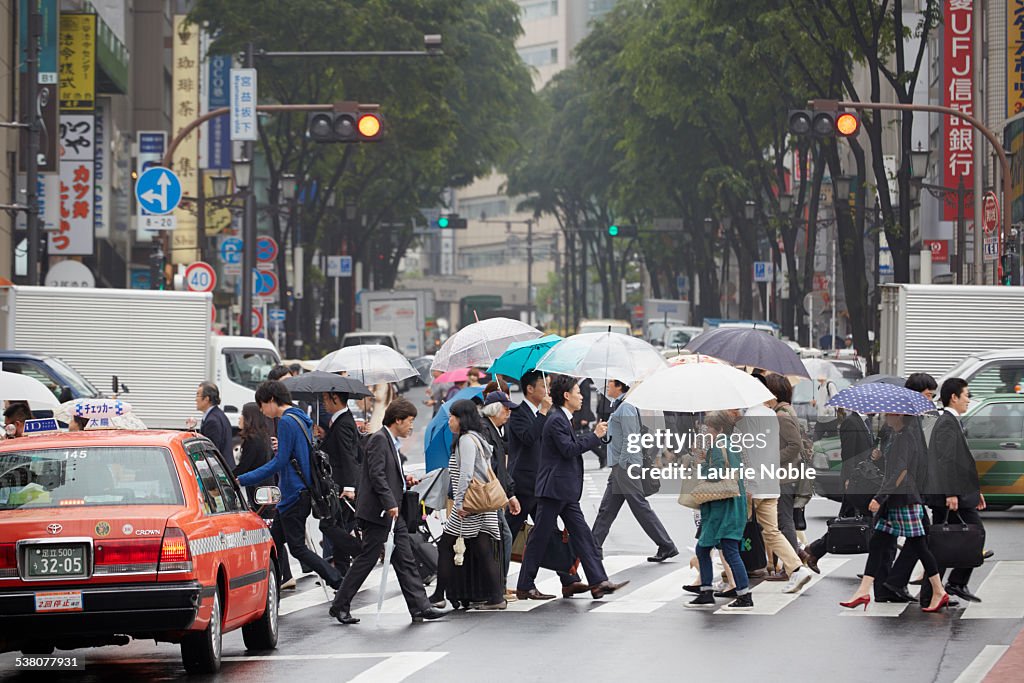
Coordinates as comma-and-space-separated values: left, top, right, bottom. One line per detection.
0, 430, 280, 673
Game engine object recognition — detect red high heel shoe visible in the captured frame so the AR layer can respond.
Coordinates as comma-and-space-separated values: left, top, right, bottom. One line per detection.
840, 595, 871, 610
922, 593, 950, 613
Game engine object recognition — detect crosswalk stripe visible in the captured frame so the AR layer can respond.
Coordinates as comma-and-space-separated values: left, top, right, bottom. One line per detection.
837, 601, 910, 618
961, 561, 1024, 620
952, 645, 1010, 683
505, 555, 648, 612
714, 557, 849, 616
591, 567, 694, 614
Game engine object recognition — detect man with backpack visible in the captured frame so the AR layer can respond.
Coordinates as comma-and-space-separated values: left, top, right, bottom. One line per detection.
238, 380, 343, 591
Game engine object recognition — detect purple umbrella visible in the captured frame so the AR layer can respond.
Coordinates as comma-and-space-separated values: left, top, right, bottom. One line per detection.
685, 328, 810, 380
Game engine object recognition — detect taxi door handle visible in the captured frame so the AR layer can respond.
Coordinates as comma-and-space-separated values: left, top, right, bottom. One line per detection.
1000, 442, 1019, 449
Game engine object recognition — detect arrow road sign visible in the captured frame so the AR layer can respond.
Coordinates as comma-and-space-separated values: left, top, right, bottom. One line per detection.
268, 308, 286, 322
135, 167, 182, 215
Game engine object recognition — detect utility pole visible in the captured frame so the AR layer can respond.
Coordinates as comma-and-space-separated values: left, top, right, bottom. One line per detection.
25, 4, 42, 285
526, 218, 534, 326
240, 42, 256, 336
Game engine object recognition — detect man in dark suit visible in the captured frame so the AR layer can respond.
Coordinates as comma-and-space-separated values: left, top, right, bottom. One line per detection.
329, 399, 445, 625
195, 382, 235, 467
507, 370, 586, 597
319, 391, 362, 570
516, 375, 629, 600
918, 377, 985, 605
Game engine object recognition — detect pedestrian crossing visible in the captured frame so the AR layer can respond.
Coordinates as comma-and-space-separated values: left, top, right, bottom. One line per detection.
278, 555, 1024, 622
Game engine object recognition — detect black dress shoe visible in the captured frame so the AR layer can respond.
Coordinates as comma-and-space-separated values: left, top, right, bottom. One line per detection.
516, 588, 555, 600
945, 583, 982, 603
328, 605, 359, 624
590, 580, 630, 599
561, 582, 591, 598
411, 607, 447, 623
983, 550, 994, 560
880, 583, 917, 603
648, 548, 680, 563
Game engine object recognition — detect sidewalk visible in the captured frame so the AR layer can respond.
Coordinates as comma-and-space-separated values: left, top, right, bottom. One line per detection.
984, 627, 1024, 683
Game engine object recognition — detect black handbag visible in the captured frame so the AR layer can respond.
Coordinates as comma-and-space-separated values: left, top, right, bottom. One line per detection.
740, 517, 767, 572
511, 523, 581, 575
826, 515, 873, 554
928, 510, 986, 569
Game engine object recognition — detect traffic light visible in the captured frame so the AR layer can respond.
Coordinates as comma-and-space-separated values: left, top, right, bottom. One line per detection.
307, 102, 385, 143
788, 108, 860, 138
1003, 238, 1021, 286
435, 213, 467, 229
608, 224, 637, 237
149, 241, 166, 290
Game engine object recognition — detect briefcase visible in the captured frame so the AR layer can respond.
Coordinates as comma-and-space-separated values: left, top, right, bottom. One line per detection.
510, 522, 581, 575
740, 517, 767, 572
826, 516, 873, 554
928, 511, 986, 568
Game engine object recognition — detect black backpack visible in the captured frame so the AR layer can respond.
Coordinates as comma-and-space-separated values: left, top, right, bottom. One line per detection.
287, 415, 342, 521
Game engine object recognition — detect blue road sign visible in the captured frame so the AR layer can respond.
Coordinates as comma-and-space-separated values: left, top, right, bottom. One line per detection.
269, 308, 286, 322
753, 261, 772, 283
256, 236, 278, 263
676, 274, 689, 294
219, 237, 243, 265
253, 270, 278, 296
135, 167, 182, 215
339, 255, 353, 277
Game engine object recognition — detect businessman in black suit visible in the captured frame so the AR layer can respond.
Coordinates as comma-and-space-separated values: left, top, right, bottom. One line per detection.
329, 399, 445, 625
319, 391, 362, 570
195, 382, 235, 468
918, 378, 985, 605
516, 375, 629, 600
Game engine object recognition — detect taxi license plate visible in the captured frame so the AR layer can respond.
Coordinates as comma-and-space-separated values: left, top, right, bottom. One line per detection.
25, 544, 88, 579
34, 590, 83, 612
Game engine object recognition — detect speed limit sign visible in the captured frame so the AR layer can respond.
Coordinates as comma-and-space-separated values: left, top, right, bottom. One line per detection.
184, 262, 217, 292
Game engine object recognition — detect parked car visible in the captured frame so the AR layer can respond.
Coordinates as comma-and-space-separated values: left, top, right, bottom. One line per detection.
0, 430, 280, 672
661, 326, 705, 352
941, 349, 1024, 402
0, 351, 102, 403
578, 319, 632, 336
340, 331, 400, 352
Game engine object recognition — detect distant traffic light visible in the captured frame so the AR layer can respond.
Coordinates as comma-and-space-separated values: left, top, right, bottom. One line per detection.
307, 102, 384, 143
149, 241, 166, 291
435, 213, 467, 229
788, 107, 859, 138
608, 224, 638, 237
1003, 249, 1021, 286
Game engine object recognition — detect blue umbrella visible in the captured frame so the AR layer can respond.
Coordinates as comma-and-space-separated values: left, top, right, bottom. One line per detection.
424, 386, 485, 471
486, 334, 563, 379
826, 382, 935, 415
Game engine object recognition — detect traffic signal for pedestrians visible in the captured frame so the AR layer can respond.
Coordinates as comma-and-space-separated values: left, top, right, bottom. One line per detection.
608, 224, 638, 237
149, 242, 166, 290
435, 214, 467, 229
307, 102, 385, 143
788, 108, 860, 138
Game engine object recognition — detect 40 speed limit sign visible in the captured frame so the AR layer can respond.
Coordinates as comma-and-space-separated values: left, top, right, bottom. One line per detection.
184, 262, 217, 292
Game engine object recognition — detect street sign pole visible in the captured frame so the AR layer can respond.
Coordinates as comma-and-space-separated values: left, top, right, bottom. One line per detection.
25, 2, 41, 285
240, 43, 256, 336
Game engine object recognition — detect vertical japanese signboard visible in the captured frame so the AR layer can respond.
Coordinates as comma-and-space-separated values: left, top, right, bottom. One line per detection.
1010, 1, 1024, 118
943, 0, 973, 222
207, 55, 232, 169
94, 101, 111, 239
172, 16, 200, 264
50, 114, 95, 255
230, 68, 257, 141
58, 14, 95, 111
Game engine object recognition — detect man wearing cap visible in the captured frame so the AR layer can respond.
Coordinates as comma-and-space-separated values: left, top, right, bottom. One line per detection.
591, 379, 678, 563
480, 390, 523, 600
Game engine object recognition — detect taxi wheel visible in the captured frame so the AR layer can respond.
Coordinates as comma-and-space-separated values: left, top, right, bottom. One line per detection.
242, 560, 279, 651
181, 589, 223, 674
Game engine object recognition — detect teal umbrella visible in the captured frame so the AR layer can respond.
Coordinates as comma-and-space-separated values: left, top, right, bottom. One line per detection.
486, 334, 563, 380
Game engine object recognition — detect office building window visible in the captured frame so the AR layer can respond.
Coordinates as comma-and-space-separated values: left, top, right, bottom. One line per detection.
518, 43, 558, 68
519, 0, 558, 21
588, 0, 617, 19
457, 197, 510, 220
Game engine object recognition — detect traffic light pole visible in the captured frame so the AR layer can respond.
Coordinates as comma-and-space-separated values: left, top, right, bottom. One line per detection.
240, 44, 256, 336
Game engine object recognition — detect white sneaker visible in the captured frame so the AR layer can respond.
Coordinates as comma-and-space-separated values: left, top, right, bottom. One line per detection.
783, 567, 812, 594
281, 577, 297, 590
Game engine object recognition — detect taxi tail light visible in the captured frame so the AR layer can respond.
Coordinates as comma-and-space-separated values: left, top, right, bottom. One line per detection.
0, 543, 16, 578
94, 539, 161, 574
158, 527, 192, 573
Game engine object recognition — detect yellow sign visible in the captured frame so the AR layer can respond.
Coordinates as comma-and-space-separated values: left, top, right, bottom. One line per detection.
1009, 3, 1024, 118
172, 16, 200, 264
59, 14, 96, 111
203, 172, 234, 236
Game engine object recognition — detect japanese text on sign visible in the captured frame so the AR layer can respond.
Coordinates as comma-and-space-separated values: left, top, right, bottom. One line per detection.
50, 114, 95, 255
943, 0, 974, 222
58, 14, 95, 110
230, 69, 258, 141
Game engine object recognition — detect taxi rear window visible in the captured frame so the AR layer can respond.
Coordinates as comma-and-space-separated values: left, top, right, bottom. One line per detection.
0, 447, 183, 510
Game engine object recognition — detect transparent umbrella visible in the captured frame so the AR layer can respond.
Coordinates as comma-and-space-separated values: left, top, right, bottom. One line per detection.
316, 345, 418, 385
430, 318, 542, 372
0, 371, 59, 409
534, 332, 667, 387
625, 362, 775, 412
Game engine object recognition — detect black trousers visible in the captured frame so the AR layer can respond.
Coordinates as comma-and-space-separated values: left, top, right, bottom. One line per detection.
517, 498, 607, 591
331, 517, 430, 615
268, 509, 293, 582
918, 505, 983, 605
861, 531, 899, 599
279, 492, 342, 588
506, 490, 581, 586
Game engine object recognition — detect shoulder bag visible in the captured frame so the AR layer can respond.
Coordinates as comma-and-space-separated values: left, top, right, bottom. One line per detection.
460, 434, 509, 514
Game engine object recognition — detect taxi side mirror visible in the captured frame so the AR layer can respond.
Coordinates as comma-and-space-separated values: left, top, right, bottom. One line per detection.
255, 486, 281, 505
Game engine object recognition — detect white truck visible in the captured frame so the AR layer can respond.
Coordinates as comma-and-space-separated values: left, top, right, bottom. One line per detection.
359, 289, 434, 357
0, 286, 280, 430
878, 284, 1024, 379
643, 298, 690, 343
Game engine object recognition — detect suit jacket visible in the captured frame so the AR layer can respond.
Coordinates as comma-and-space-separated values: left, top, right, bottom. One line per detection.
355, 427, 406, 526
535, 408, 601, 502
839, 412, 873, 463
481, 418, 515, 497
508, 401, 547, 498
873, 427, 923, 508
930, 409, 981, 508
324, 410, 361, 491
201, 405, 235, 468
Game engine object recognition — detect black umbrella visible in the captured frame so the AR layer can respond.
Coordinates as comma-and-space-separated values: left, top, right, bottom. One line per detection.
281, 371, 372, 400
855, 373, 905, 387
685, 327, 810, 380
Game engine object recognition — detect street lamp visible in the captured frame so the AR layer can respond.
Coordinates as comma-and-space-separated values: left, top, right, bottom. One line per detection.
210, 173, 231, 198
834, 175, 854, 200
235, 157, 255, 336
744, 200, 756, 221
910, 144, 931, 181
233, 157, 253, 190
779, 192, 793, 215
280, 173, 297, 201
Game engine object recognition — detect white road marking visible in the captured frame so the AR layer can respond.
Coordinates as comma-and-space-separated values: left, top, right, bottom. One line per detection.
837, 601, 911, 618
280, 565, 387, 616
952, 645, 1010, 683
505, 555, 648, 612
592, 567, 694, 614
715, 557, 849, 616
962, 561, 1024, 620
222, 652, 447, 683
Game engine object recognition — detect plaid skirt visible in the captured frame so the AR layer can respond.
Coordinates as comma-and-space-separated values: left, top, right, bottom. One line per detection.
874, 504, 927, 538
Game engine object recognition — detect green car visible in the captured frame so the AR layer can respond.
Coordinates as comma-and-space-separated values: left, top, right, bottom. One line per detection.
811, 394, 1024, 510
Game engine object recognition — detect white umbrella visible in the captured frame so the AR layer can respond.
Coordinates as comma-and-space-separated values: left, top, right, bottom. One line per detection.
802, 358, 844, 382
376, 517, 397, 627
534, 332, 667, 387
316, 345, 418, 385
0, 371, 59, 409
625, 363, 774, 412
430, 318, 542, 372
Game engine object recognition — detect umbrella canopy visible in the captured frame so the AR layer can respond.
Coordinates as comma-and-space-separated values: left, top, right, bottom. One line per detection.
376, 517, 397, 627
410, 467, 451, 511
685, 327, 810, 380
0, 371, 59, 408
281, 371, 371, 400
486, 334, 563, 380
53, 399, 146, 430
424, 386, 485, 471
534, 332, 667, 387
855, 373, 905, 387
316, 345, 418, 385
430, 317, 542, 372
802, 358, 844, 382
668, 353, 728, 366
625, 363, 774, 412
434, 367, 470, 384
411, 355, 435, 385
826, 382, 935, 415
